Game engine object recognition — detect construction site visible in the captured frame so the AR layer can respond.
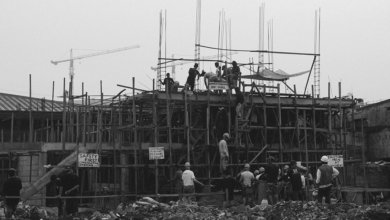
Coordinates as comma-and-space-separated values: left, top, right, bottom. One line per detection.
1, 1, 390, 220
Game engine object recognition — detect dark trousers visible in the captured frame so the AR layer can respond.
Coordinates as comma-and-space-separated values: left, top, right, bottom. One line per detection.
65, 197, 79, 215
318, 186, 332, 204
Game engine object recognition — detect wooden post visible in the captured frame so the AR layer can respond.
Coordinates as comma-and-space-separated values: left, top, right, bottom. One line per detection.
51, 81, 55, 142
338, 82, 346, 185
46, 119, 49, 143
184, 90, 190, 162
294, 85, 300, 150
132, 77, 138, 195
311, 85, 317, 165
29, 74, 33, 143
10, 112, 14, 144
62, 78, 66, 150
303, 110, 308, 165
277, 84, 283, 162
262, 84, 267, 148
206, 84, 211, 182
166, 80, 173, 182
153, 79, 159, 195
83, 92, 87, 147
328, 82, 332, 153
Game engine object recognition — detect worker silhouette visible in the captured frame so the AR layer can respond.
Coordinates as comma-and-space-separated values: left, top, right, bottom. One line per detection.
186, 63, 203, 91
160, 73, 175, 93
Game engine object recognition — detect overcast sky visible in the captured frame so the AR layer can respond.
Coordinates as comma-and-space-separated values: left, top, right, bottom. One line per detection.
1, 0, 389, 103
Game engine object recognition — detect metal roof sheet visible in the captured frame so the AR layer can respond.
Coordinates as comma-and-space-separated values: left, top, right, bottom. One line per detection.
0, 93, 64, 112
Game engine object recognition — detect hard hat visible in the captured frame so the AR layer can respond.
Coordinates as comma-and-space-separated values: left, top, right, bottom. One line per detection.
223, 133, 230, 139
284, 165, 290, 170
184, 162, 191, 167
321, 155, 329, 163
254, 170, 259, 175
259, 167, 265, 172
244, 163, 250, 168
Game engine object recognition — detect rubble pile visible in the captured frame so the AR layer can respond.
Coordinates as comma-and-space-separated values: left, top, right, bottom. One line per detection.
9, 198, 390, 220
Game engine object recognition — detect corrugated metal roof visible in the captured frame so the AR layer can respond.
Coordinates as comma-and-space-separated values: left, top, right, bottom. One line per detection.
0, 93, 64, 112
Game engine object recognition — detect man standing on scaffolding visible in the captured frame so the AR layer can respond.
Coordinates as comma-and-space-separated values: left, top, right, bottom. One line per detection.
160, 72, 175, 93
186, 63, 202, 91
219, 133, 230, 174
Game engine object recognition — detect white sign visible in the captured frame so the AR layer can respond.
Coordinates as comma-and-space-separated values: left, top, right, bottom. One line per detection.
149, 147, 165, 160
209, 82, 229, 90
327, 155, 344, 167
78, 153, 100, 167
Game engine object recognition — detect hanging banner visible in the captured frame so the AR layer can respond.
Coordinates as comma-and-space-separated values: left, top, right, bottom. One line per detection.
327, 155, 344, 167
78, 153, 100, 167
149, 147, 165, 160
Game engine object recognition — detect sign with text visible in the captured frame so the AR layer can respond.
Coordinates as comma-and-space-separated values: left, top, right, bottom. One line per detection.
209, 82, 229, 90
149, 147, 165, 160
327, 155, 344, 167
78, 153, 100, 167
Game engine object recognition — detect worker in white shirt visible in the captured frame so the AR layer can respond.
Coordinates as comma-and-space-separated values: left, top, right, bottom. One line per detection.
218, 133, 230, 174
315, 155, 339, 204
182, 162, 204, 202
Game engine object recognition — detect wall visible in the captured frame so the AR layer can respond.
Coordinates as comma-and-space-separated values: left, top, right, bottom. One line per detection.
368, 128, 390, 160
18, 153, 46, 206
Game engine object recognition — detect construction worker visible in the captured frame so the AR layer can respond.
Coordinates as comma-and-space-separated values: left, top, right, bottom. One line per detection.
265, 157, 280, 204
255, 167, 268, 204
238, 163, 255, 205
182, 162, 204, 202
173, 164, 183, 200
60, 166, 80, 216
316, 155, 339, 204
215, 62, 222, 78
160, 73, 175, 93
235, 88, 244, 118
1, 168, 22, 219
218, 133, 230, 174
186, 63, 202, 91
231, 61, 241, 89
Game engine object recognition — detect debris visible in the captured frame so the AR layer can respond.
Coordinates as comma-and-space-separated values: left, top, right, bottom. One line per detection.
10, 199, 390, 219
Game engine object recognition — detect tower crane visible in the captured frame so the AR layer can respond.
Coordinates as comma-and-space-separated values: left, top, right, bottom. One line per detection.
51, 45, 140, 98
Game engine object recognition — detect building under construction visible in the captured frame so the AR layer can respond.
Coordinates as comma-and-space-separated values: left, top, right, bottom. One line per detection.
0, 74, 363, 206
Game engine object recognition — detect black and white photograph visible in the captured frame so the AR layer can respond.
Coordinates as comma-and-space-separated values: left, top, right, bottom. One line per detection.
0, 0, 389, 219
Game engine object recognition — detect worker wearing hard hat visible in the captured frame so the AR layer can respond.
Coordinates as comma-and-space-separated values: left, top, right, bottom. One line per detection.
315, 155, 339, 204
238, 163, 255, 205
181, 162, 204, 202
218, 133, 230, 174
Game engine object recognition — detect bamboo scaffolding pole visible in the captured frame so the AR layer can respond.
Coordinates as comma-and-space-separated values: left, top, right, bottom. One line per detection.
328, 83, 332, 153
184, 90, 190, 162
262, 84, 267, 148
311, 85, 317, 164
277, 84, 283, 162
132, 77, 138, 195
29, 74, 33, 143
166, 81, 173, 181
294, 85, 301, 151
62, 78, 66, 150
11, 112, 14, 144
153, 79, 159, 195
51, 81, 55, 142
303, 110, 308, 165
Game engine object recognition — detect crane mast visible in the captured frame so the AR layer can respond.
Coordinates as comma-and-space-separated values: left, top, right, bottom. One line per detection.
51, 45, 140, 98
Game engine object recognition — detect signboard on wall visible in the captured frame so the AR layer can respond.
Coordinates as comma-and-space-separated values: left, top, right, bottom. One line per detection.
149, 147, 165, 160
78, 153, 100, 167
209, 82, 229, 90
327, 155, 344, 167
